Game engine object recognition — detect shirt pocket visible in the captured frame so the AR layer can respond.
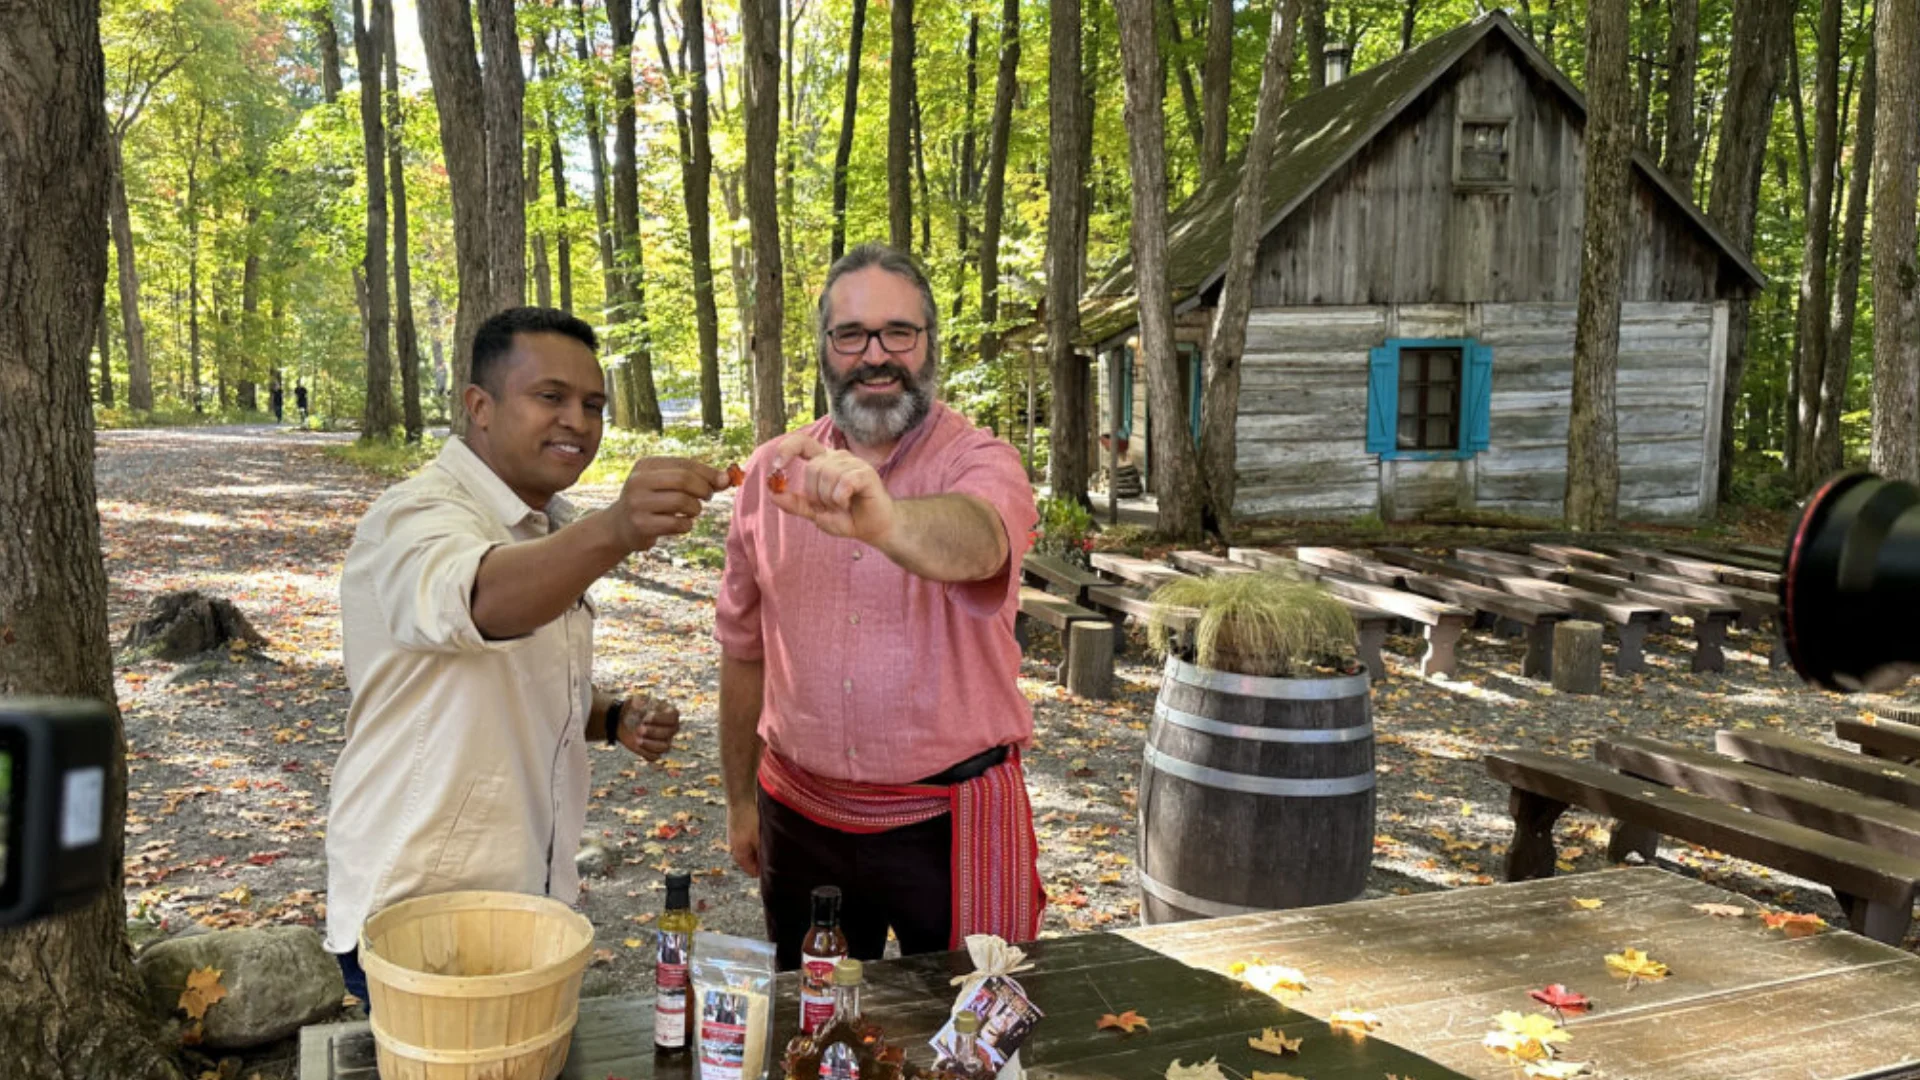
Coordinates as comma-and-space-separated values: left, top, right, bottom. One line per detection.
423, 769, 508, 889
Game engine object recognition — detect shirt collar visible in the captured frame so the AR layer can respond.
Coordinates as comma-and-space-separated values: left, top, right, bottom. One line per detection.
436, 436, 576, 531
823, 401, 949, 477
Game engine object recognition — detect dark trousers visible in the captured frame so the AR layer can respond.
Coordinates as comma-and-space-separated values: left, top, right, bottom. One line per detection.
758, 783, 953, 971
336, 949, 370, 1011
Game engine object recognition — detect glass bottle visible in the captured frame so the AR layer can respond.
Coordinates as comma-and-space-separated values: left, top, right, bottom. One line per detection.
936, 1011, 992, 1079
653, 872, 698, 1055
784, 958, 897, 1080
799, 886, 848, 1036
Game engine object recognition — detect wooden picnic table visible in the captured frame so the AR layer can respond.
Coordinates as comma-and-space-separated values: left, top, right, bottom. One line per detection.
302, 868, 1920, 1080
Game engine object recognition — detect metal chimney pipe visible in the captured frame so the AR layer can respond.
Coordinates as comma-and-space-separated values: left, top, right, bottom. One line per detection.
1324, 42, 1352, 85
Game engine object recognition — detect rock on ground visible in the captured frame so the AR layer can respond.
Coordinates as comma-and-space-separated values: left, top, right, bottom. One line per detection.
136, 925, 345, 1049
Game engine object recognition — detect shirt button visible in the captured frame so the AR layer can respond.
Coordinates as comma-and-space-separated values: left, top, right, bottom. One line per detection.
847, 747, 858, 759
853, 550, 863, 561
848, 613, 860, 626
843, 679, 853, 693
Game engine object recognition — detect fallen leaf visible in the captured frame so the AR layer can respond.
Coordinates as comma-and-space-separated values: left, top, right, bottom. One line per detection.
1097, 1010, 1150, 1034
1249, 1073, 1306, 1080
1164, 1058, 1228, 1080
1760, 911, 1827, 938
1523, 1060, 1594, 1078
178, 966, 228, 1021
1234, 961, 1311, 996
1570, 897, 1604, 910
1605, 947, 1670, 984
1483, 1010, 1572, 1064
623, 937, 645, 949
1247, 1028, 1302, 1056
1328, 1009, 1381, 1037
1691, 903, 1747, 918
1528, 984, 1592, 1014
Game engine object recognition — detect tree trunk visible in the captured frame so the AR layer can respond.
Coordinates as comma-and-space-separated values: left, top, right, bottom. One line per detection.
888, 0, 914, 250
1115, 0, 1203, 541
1400, 0, 1418, 52
98, 294, 114, 407
829, 0, 867, 263
1564, 0, 1632, 530
1046, 0, 1090, 506
237, 205, 261, 412
316, 0, 346, 99
977, 0, 1020, 384
1305, 0, 1327, 90
1201, 0, 1301, 536
185, 105, 206, 413
1633, 0, 1655, 152
953, 13, 980, 320
107, 137, 151, 411
1165, 9, 1206, 161
575, 0, 617, 320
417, 0, 493, 429
1870, 0, 1920, 482
1200, 0, 1231, 177
913, 63, 931, 257
384, 0, 424, 441
608, 0, 661, 430
1818, 41, 1874, 478
529, 141, 551, 308
674, 0, 722, 432
355, 0, 397, 441
1792, 0, 1843, 492
544, 30, 573, 314
478, 0, 526, 312
1661, 0, 1700, 187
744, 0, 786, 442
0, 0, 183, 1070
1709, 0, 1796, 502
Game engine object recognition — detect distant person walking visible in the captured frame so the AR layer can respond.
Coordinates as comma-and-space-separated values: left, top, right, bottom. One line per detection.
270, 384, 285, 424
295, 383, 309, 423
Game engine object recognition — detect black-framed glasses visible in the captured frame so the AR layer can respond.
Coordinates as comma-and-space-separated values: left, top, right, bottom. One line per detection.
828, 323, 925, 355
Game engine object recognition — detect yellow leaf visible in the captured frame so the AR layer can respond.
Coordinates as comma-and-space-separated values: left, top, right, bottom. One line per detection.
623, 937, 645, 949
1328, 1009, 1381, 1037
1605, 947, 1669, 983
1570, 897, 1604, 910
1097, 1010, 1150, 1033
178, 966, 229, 1021
1691, 902, 1747, 918
1484, 1010, 1571, 1065
1240, 962, 1311, 996
1250, 1073, 1307, 1080
1164, 1058, 1229, 1080
1247, 1028, 1302, 1056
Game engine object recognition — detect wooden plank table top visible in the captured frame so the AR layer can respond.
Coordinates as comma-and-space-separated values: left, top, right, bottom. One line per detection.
303, 869, 1920, 1080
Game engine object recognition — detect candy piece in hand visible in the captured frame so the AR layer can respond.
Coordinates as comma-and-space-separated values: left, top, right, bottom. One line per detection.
727, 463, 745, 488
767, 469, 788, 494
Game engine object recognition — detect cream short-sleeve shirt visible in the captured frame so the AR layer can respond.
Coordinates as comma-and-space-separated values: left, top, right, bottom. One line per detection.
324, 437, 594, 955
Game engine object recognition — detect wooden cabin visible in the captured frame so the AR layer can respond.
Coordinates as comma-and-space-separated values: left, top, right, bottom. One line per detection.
1080, 12, 1764, 522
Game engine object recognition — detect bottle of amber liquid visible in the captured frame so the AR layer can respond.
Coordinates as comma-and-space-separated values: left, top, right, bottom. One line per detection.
798, 886, 848, 1036
934, 1011, 992, 1079
785, 958, 897, 1080
653, 872, 698, 1056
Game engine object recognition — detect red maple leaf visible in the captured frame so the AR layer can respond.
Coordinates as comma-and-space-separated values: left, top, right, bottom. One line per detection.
1528, 984, 1592, 1015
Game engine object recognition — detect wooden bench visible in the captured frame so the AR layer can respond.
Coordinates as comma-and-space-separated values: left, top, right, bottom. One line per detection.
1234, 548, 1469, 677
1020, 552, 1106, 606
1379, 547, 1658, 675
1171, 549, 1390, 678
1082, 582, 1198, 657
1486, 748, 1920, 944
1534, 547, 1737, 673
1838, 715, 1920, 764
1716, 729, 1920, 808
1455, 546, 1570, 581
1089, 551, 1187, 590
1014, 587, 1115, 699
1603, 543, 1783, 594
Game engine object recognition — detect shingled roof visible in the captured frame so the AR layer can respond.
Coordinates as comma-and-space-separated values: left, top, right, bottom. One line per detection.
1079, 11, 1767, 349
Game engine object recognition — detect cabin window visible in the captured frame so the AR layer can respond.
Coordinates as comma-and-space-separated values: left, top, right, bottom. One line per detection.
1455, 118, 1512, 187
1366, 339, 1494, 460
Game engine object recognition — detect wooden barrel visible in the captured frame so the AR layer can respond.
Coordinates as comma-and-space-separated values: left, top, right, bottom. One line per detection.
1138, 656, 1375, 924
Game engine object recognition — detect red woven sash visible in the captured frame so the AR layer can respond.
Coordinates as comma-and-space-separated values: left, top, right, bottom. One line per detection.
757, 749, 1046, 949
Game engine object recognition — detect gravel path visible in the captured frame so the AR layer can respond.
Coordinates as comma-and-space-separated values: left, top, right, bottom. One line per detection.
95, 427, 1912, 1075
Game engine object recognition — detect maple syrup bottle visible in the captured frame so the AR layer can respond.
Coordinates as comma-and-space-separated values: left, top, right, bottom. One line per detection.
785, 959, 896, 1080
653, 872, 698, 1056
799, 886, 849, 1036
934, 1011, 992, 1079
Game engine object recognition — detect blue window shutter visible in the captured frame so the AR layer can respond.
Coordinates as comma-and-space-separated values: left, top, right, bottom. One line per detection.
1464, 343, 1493, 452
1366, 346, 1398, 453
1188, 347, 1204, 443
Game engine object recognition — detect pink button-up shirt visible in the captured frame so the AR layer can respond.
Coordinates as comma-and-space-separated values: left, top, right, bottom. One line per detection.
715, 403, 1039, 785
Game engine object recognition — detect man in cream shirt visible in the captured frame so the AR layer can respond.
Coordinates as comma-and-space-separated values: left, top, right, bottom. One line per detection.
325, 307, 728, 1004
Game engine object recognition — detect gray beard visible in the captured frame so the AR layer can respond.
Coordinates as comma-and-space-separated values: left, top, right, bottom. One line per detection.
826, 367, 934, 447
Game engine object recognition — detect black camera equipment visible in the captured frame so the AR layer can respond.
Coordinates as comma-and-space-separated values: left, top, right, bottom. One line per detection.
1, 698, 116, 927
1782, 471, 1920, 693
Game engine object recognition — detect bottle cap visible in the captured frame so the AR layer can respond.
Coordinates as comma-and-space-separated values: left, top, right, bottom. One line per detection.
955, 1010, 980, 1035
664, 872, 692, 909
810, 885, 842, 926
833, 957, 864, 986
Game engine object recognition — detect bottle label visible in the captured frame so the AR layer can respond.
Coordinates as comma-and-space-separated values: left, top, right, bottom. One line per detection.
698, 989, 748, 1080
655, 931, 690, 1049
819, 1042, 861, 1080
799, 953, 844, 1034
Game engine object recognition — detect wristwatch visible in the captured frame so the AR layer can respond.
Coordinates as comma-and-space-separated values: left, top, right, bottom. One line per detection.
604, 699, 626, 747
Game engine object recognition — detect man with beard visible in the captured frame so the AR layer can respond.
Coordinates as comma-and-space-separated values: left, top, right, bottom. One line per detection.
326, 307, 728, 1003
714, 244, 1043, 968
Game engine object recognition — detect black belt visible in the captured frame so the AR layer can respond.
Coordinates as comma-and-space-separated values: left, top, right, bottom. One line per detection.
915, 745, 1010, 786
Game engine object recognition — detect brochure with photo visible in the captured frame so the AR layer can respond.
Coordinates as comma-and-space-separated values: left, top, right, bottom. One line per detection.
929, 975, 1043, 1071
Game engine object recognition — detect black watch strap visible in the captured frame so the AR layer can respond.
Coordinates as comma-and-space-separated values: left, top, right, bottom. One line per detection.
604, 699, 625, 746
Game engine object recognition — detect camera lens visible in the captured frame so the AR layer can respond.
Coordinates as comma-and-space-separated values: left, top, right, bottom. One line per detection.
1783, 471, 1920, 691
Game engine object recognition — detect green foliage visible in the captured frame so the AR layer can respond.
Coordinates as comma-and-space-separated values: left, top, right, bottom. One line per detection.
95, 404, 278, 429
1032, 495, 1096, 566
1147, 571, 1357, 678
579, 425, 758, 486
326, 434, 444, 479
1726, 449, 1798, 512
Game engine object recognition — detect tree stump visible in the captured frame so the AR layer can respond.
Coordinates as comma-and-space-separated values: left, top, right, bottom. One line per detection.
1061, 619, 1115, 699
1551, 620, 1604, 694
123, 590, 266, 660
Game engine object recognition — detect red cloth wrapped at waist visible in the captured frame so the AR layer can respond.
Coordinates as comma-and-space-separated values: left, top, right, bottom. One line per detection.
756, 748, 1046, 949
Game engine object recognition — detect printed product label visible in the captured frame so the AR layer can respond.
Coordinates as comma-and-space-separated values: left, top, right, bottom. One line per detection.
800, 953, 844, 1034
655, 931, 690, 1048
699, 989, 748, 1080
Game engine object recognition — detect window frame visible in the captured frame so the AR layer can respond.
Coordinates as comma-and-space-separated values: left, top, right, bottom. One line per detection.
1366, 337, 1494, 461
1396, 346, 1465, 452
1453, 114, 1515, 190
